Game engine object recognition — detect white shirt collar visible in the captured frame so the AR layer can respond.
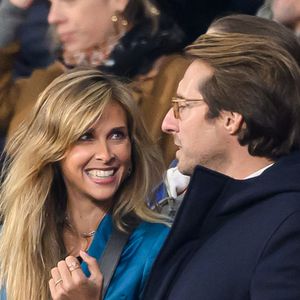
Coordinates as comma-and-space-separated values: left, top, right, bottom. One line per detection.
244, 163, 274, 179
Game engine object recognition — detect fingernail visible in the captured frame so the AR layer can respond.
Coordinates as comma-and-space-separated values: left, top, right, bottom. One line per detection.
79, 250, 89, 258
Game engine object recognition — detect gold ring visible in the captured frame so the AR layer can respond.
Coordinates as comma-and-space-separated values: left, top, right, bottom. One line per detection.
68, 261, 81, 272
54, 278, 63, 286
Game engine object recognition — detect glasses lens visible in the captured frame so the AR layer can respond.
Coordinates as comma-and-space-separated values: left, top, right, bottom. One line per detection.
173, 101, 179, 119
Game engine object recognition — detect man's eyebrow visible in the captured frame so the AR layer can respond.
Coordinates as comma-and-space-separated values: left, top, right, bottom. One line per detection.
175, 94, 185, 99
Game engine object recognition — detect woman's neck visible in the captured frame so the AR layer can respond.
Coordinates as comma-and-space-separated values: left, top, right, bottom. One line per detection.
66, 199, 111, 234
63, 200, 111, 256
62, 22, 132, 68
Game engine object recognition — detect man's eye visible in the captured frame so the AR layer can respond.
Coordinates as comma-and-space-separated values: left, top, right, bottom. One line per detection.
178, 103, 187, 111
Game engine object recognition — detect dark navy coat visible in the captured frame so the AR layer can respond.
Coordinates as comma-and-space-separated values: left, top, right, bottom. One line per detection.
144, 152, 300, 300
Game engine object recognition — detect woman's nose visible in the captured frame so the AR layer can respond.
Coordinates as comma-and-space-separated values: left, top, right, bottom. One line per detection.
94, 143, 115, 163
48, 2, 63, 25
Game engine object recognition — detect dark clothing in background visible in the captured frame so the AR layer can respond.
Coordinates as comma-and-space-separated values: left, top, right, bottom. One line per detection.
0, 0, 54, 78
158, 0, 264, 43
13, 0, 54, 78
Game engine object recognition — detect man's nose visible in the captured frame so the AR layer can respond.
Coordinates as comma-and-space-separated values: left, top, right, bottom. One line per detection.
161, 108, 178, 134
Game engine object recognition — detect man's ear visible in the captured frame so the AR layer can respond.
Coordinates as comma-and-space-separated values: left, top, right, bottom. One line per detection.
221, 111, 244, 135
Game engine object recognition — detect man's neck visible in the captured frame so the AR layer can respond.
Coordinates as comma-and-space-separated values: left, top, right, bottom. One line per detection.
224, 155, 274, 180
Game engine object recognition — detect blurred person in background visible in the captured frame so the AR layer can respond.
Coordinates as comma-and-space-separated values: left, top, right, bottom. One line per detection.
0, 0, 54, 78
272, 0, 300, 37
157, 0, 263, 44
257, 0, 300, 37
0, 0, 189, 164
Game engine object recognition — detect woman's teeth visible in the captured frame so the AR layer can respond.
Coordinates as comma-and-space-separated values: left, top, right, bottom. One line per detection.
87, 169, 114, 178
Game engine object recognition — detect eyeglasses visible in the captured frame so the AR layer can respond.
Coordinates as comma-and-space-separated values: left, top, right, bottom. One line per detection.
171, 96, 204, 119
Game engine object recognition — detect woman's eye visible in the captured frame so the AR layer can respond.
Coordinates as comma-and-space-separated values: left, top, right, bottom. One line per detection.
78, 132, 93, 141
110, 130, 126, 140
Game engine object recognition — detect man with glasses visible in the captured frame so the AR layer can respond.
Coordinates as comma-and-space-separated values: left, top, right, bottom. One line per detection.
143, 32, 300, 299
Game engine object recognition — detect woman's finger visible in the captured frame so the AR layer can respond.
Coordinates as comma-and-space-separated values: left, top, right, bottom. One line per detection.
80, 250, 103, 283
51, 267, 64, 287
50, 267, 65, 296
57, 259, 74, 290
49, 277, 57, 299
64, 256, 86, 284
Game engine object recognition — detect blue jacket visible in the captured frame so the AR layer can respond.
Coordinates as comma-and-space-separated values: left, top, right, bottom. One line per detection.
82, 215, 169, 299
144, 152, 300, 300
0, 215, 169, 300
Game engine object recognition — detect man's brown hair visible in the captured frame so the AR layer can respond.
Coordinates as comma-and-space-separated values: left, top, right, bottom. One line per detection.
185, 33, 300, 159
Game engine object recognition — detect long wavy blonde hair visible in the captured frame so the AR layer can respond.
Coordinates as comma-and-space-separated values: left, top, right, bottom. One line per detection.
0, 68, 165, 300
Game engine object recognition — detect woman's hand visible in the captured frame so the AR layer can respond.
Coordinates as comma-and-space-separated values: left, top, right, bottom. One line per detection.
49, 251, 103, 300
9, 0, 34, 9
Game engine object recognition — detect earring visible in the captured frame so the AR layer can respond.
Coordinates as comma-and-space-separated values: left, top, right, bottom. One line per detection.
121, 19, 128, 26
111, 12, 128, 35
127, 167, 132, 177
111, 15, 118, 23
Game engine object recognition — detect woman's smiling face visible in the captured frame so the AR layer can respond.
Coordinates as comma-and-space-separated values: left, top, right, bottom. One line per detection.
60, 102, 132, 206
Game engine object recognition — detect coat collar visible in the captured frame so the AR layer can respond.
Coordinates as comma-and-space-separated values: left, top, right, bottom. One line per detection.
215, 152, 300, 216
168, 151, 300, 247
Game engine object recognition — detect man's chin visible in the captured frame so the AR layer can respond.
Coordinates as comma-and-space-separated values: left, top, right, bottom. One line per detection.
177, 161, 193, 176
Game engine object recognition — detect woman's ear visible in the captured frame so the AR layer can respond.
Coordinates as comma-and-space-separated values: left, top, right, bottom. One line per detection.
221, 111, 244, 135
113, 0, 129, 13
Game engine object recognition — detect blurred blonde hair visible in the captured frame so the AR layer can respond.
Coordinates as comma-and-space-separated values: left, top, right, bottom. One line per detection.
0, 67, 165, 300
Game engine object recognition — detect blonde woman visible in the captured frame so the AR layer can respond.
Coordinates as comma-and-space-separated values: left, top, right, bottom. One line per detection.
0, 68, 169, 300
